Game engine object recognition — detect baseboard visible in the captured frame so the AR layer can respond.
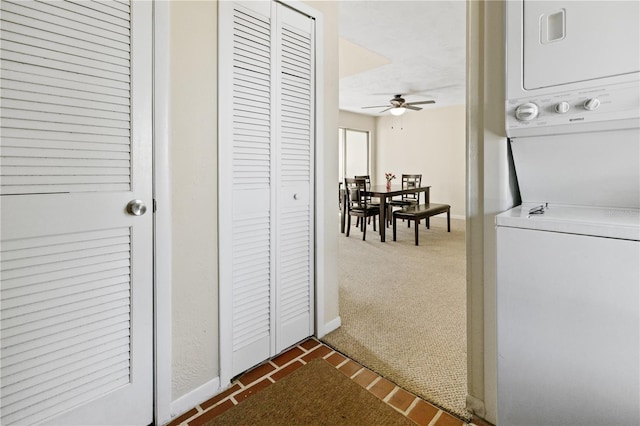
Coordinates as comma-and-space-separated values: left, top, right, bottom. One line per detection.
466, 394, 486, 418
317, 316, 341, 338
170, 376, 221, 421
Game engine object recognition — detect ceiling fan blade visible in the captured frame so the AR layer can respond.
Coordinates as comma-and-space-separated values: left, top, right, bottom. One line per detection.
405, 105, 422, 111
405, 100, 436, 106
362, 105, 391, 109
379, 107, 392, 113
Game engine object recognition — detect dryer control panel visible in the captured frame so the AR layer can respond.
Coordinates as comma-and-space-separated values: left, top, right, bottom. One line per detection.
506, 81, 640, 137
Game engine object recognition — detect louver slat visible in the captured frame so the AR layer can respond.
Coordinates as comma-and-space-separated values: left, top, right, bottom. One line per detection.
278, 207, 311, 324
0, 9, 129, 52
2, 1, 130, 41
0, 0, 132, 195
231, 6, 271, 191
0, 227, 132, 426
1, 31, 130, 67
232, 214, 270, 352
77, 0, 130, 20
279, 25, 311, 184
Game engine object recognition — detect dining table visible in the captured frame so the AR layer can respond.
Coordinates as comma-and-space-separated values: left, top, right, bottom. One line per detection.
341, 184, 431, 242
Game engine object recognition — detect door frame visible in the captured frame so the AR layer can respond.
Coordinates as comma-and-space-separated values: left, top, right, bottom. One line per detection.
338, 127, 371, 183
152, 1, 172, 424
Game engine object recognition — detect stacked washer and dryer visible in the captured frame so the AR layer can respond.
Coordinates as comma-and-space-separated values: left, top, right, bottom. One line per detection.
497, 2, 639, 425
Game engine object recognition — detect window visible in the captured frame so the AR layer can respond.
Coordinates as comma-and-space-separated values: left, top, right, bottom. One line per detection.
338, 128, 370, 183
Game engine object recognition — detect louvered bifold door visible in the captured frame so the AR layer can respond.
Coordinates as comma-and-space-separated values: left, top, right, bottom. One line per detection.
0, 1, 153, 425
219, 0, 315, 381
219, 0, 274, 377
274, 4, 314, 353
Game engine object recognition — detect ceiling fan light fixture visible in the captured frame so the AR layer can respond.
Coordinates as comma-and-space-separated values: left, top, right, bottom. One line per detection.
390, 107, 406, 116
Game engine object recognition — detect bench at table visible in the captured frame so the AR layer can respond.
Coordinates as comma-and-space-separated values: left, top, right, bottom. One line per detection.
392, 203, 451, 246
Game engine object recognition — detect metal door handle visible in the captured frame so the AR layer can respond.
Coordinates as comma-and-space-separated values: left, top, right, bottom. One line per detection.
127, 199, 147, 216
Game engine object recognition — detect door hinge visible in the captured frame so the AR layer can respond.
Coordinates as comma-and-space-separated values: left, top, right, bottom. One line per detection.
153, 199, 157, 213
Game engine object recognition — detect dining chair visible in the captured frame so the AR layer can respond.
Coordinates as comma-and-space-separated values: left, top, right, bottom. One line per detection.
388, 174, 422, 226
344, 177, 380, 241
354, 175, 380, 227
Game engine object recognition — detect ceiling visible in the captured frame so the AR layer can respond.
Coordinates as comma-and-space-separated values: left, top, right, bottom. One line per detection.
338, 1, 466, 116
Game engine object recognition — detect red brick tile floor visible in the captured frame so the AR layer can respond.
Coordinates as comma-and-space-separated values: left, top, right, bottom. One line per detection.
166, 338, 478, 426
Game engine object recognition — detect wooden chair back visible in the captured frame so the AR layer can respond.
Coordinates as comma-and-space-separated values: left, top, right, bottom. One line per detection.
344, 177, 368, 210
401, 174, 422, 204
354, 175, 378, 205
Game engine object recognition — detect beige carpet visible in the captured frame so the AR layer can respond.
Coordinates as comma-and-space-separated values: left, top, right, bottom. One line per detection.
205, 358, 415, 425
323, 216, 469, 420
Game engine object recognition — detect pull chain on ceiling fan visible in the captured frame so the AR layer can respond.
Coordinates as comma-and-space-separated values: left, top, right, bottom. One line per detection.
362, 94, 435, 115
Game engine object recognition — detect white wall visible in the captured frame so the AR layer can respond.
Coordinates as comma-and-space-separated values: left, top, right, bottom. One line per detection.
339, 110, 376, 132
304, 0, 340, 335
376, 105, 466, 218
169, 0, 218, 401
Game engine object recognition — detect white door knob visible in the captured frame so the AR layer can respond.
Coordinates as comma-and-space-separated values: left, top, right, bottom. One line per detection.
515, 103, 539, 121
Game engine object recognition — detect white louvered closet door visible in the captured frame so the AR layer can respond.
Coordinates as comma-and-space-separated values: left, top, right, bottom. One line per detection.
274, 4, 314, 354
219, 0, 314, 380
0, 1, 153, 425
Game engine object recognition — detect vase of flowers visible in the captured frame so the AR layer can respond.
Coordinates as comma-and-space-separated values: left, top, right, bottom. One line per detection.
385, 172, 396, 190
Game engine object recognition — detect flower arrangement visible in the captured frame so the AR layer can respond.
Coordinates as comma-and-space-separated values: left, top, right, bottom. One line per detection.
385, 173, 395, 190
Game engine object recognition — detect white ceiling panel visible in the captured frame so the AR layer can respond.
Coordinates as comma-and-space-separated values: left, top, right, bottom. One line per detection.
339, 0, 466, 116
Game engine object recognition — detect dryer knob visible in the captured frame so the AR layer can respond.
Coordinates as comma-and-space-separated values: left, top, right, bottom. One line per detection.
515, 102, 539, 121
584, 98, 600, 111
555, 101, 570, 114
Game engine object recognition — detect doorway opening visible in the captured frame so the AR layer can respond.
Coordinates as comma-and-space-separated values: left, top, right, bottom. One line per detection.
323, 0, 469, 421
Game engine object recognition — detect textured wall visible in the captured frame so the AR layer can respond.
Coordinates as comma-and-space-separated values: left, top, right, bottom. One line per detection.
170, 0, 219, 400
303, 0, 340, 332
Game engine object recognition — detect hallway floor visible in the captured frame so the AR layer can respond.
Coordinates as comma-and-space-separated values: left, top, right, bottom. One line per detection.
166, 338, 473, 426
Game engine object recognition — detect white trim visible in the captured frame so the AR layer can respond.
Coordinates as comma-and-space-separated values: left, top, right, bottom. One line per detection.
314, 6, 328, 338
217, 0, 234, 389
169, 377, 221, 421
152, 1, 172, 425
307, 6, 319, 350
279, 0, 320, 19
270, 0, 278, 358
317, 315, 341, 339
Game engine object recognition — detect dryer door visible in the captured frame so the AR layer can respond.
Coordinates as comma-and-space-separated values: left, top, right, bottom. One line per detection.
523, 1, 639, 90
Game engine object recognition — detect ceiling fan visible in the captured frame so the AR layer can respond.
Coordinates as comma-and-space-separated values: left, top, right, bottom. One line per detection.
362, 94, 435, 116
